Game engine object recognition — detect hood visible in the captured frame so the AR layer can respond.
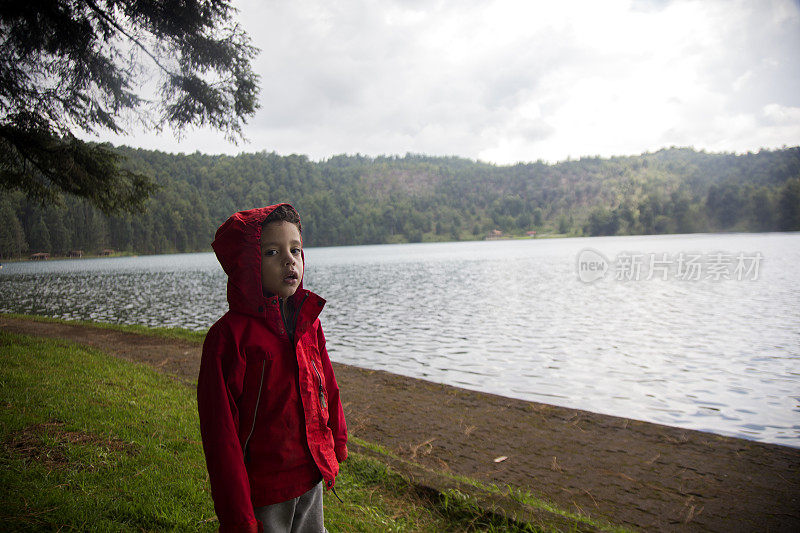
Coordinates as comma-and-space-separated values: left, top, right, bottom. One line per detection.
212, 203, 306, 317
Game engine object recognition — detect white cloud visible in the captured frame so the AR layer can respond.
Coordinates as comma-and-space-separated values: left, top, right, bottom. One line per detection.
85, 0, 800, 163
763, 104, 800, 124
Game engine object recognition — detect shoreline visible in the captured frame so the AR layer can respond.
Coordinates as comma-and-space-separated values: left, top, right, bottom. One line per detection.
334, 363, 798, 450
1, 314, 798, 531
1, 312, 794, 450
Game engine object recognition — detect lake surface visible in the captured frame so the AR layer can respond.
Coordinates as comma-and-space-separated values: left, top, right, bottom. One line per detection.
2, 233, 799, 447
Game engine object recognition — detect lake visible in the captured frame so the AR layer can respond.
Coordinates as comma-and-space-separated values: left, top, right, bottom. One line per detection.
2, 232, 798, 447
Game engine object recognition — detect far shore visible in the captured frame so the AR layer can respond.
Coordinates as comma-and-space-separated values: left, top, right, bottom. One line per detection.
3, 228, 794, 265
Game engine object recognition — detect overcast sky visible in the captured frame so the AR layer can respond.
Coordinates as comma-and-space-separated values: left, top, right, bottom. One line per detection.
90, 0, 800, 165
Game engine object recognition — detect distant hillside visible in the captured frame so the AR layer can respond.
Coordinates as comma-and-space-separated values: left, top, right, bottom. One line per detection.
2, 146, 799, 258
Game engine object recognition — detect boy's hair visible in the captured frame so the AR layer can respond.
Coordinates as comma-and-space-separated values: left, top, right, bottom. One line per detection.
262, 204, 302, 233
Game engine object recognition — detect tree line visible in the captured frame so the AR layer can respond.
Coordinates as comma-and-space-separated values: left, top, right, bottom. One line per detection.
1, 145, 799, 259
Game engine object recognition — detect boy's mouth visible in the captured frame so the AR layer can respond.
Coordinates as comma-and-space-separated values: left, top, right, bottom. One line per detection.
283, 271, 299, 284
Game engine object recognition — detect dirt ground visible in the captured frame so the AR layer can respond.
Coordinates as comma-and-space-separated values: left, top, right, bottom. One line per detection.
2, 316, 798, 532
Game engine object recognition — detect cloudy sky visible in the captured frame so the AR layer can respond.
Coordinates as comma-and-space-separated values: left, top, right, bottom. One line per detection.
90, 0, 800, 165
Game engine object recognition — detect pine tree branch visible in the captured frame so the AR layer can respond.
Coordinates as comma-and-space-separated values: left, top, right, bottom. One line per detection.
82, 0, 177, 79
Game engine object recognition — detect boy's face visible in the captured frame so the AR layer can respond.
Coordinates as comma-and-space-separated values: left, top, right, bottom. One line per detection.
260, 221, 303, 298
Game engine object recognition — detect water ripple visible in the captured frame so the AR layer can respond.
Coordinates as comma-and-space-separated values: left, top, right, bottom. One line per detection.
2, 234, 799, 446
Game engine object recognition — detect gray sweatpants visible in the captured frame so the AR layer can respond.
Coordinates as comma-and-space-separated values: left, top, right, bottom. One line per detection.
253, 481, 327, 533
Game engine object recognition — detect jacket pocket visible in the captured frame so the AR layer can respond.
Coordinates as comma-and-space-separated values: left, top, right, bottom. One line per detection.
242, 347, 271, 464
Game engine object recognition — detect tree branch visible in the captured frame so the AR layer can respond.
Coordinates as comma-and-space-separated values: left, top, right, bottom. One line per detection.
82, 0, 177, 79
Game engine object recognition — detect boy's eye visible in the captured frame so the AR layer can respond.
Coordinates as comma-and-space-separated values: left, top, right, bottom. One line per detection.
264, 250, 277, 256
292, 248, 302, 255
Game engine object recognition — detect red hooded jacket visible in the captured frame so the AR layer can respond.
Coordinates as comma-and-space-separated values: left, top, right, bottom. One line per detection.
197, 204, 347, 532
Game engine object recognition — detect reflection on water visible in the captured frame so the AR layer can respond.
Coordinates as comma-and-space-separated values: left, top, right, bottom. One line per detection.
2, 233, 799, 447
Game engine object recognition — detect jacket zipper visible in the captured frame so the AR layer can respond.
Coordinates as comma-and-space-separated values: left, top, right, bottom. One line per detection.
242, 296, 312, 465
283, 295, 326, 418
311, 359, 327, 410
242, 358, 266, 464
280, 293, 309, 341
278, 293, 330, 486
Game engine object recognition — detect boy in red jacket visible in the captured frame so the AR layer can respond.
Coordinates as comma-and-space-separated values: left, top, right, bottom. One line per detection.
198, 204, 347, 532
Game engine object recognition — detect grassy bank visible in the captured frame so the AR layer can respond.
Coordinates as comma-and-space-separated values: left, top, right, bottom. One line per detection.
1, 329, 613, 532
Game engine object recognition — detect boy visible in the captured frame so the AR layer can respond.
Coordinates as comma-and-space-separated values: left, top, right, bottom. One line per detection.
198, 204, 347, 532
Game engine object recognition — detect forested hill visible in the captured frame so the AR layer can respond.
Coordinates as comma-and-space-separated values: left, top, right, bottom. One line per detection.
2, 145, 800, 258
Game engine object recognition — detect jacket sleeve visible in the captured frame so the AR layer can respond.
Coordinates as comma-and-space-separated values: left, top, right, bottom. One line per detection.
317, 325, 348, 462
197, 322, 259, 532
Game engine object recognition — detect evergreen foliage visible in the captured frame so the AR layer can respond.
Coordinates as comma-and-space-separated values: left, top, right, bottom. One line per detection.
0, 1, 259, 214
1, 145, 799, 259
0, 198, 24, 258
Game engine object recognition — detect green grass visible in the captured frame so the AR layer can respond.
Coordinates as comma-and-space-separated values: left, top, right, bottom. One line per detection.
0, 332, 214, 531
0, 331, 560, 532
